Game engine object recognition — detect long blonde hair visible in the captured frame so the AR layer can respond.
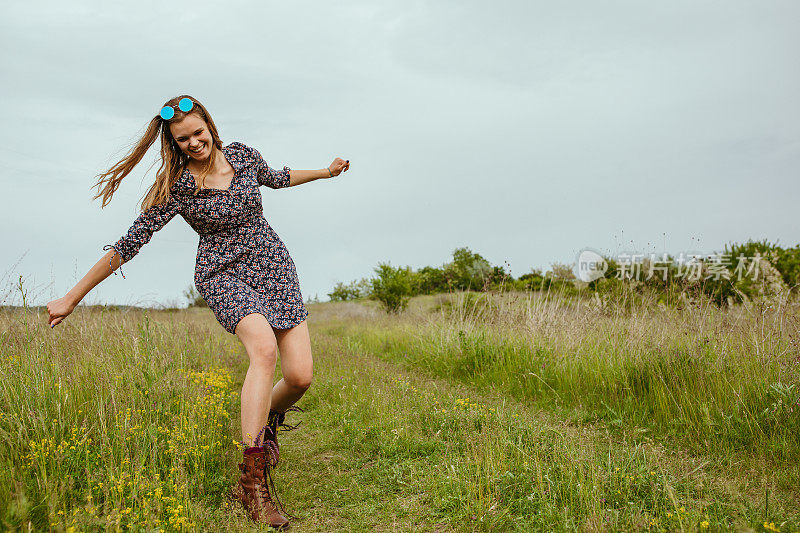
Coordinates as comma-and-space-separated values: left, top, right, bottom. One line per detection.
92, 94, 223, 211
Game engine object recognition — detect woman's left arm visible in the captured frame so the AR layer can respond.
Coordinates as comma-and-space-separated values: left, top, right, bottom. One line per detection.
288, 158, 350, 187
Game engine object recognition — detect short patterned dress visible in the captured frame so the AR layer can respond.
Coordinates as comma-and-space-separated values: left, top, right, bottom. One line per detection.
107, 141, 309, 334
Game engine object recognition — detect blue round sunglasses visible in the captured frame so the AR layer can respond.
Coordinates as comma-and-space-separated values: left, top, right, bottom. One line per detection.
160, 97, 194, 120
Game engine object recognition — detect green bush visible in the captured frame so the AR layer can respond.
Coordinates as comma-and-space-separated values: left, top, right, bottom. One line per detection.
415, 266, 448, 294
515, 268, 548, 291
774, 244, 800, 289
443, 247, 494, 291
370, 263, 414, 314
327, 278, 371, 302
724, 239, 797, 297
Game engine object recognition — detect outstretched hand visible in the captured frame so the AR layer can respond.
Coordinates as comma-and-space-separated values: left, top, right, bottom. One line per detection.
46, 296, 75, 328
326, 158, 350, 178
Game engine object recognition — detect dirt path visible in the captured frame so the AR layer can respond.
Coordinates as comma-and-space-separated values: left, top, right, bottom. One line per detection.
220, 328, 797, 532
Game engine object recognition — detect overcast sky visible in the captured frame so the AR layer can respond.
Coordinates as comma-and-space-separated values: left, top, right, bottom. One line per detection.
1, 0, 798, 307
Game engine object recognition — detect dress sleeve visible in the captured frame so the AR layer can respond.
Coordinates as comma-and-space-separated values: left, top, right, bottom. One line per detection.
248, 145, 291, 189
105, 199, 180, 265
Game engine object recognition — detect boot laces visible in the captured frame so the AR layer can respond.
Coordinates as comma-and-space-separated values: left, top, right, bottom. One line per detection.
261, 456, 298, 520
269, 405, 305, 432
252, 423, 298, 520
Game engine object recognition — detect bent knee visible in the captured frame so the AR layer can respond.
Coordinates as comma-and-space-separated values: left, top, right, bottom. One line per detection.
285, 373, 313, 391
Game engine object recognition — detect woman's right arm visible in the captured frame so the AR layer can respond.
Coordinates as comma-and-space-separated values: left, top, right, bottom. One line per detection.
46, 249, 124, 327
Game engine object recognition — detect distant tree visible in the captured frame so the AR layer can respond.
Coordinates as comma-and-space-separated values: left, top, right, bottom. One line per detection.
327, 282, 354, 302
415, 266, 448, 294
517, 268, 547, 291
725, 239, 800, 292
183, 285, 208, 308
370, 262, 414, 313
546, 262, 576, 281
327, 277, 371, 301
443, 247, 493, 291
484, 264, 512, 290
775, 244, 800, 290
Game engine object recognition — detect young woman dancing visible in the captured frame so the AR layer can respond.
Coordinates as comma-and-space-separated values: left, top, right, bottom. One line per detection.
45, 95, 349, 529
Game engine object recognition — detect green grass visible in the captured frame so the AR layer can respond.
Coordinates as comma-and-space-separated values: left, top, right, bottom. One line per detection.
338, 292, 800, 462
0, 291, 798, 531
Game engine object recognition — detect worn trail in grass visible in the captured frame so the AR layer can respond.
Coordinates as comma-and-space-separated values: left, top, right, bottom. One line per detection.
258, 321, 799, 532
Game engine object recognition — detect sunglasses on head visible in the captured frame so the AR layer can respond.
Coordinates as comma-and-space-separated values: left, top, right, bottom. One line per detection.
160, 98, 194, 120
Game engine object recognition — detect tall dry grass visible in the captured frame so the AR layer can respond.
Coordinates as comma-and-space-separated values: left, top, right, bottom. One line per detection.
335, 287, 800, 464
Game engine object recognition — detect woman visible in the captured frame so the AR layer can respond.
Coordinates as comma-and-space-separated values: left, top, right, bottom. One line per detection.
45, 95, 349, 528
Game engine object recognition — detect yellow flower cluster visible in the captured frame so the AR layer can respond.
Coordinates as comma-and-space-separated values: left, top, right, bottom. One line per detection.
24, 425, 95, 466
455, 398, 477, 409
40, 366, 235, 531
187, 367, 233, 391
168, 504, 189, 528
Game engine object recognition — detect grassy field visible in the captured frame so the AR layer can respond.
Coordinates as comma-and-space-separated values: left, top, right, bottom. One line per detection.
1, 289, 798, 532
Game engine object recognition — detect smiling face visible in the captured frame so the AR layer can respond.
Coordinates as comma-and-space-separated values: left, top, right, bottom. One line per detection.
169, 113, 214, 162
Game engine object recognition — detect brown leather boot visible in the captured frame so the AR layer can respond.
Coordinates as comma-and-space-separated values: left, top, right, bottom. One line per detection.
267, 405, 305, 447
235, 426, 295, 528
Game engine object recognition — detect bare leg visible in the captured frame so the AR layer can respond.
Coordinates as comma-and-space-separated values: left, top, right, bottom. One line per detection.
270, 319, 314, 413
236, 313, 279, 446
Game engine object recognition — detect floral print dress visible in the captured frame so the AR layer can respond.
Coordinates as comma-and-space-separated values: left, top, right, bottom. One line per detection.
108, 141, 308, 334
